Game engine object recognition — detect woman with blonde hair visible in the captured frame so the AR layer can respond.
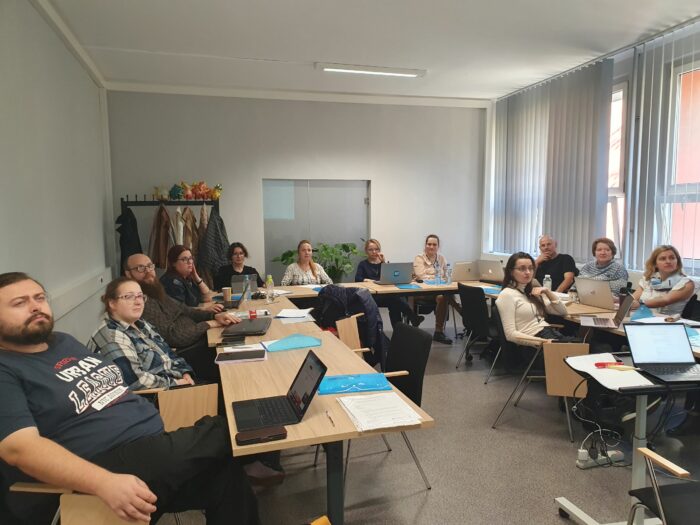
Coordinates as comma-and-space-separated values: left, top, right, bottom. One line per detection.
280, 240, 333, 285
632, 245, 697, 316
578, 237, 628, 293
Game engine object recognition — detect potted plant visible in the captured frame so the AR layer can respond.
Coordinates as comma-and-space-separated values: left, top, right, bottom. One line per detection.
273, 242, 359, 282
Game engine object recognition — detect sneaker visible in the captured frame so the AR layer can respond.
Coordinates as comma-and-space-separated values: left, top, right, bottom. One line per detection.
411, 315, 425, 328
433, 332, 453, 345
621, 395, 662, 423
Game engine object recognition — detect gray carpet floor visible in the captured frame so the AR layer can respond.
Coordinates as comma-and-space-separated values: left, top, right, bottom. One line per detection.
162, 311, 700, 525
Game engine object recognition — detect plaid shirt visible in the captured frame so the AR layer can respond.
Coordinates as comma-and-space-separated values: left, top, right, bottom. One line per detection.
87, 314, 193, 390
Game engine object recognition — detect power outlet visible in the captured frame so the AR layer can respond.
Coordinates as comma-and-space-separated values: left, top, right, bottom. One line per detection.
576, 449, 625, 469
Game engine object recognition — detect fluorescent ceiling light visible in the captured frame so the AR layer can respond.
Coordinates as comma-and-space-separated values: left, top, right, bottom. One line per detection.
315, 62, 426, 78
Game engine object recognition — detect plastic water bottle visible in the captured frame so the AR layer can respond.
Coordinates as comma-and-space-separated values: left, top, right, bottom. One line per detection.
265, 274, 274, 304
434, 261, 441, 285
445, 263, 453, 284
242, 275, 252, 302
569, 284, 579, 304
543, 274, 552, 291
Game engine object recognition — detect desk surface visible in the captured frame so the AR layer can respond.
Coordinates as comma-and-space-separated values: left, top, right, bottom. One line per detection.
219, 331, 434, 457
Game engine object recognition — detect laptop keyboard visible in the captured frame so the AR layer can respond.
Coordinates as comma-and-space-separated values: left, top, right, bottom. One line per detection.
593, 318, 613, 326
259, 396, 297, 425
645, 365, 700, 376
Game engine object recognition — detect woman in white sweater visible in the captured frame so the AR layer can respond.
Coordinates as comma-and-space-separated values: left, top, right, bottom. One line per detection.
496, 252, 579, 344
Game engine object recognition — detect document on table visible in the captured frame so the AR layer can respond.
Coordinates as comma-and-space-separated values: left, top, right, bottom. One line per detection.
337, 392, 422, 431
279, 315, 315, 324
276, 308, 314, 318
565, 353, 653, 391
300, 284, 326, 289
272, 289, 293, 296
630, 316, 700, 327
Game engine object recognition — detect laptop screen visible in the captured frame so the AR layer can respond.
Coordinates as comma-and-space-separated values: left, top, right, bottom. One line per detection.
624, 323, 695, 364
614, 294, 634, 324
287, 350, 327, 417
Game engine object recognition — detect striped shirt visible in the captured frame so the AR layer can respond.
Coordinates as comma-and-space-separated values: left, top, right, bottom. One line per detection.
87, 314, 193, 390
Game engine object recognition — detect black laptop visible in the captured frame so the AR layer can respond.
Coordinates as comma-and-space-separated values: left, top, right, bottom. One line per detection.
624, 323, 700, 382
225, 280, 250, 310
232, 350, 328, 431
222, 316, 272, 336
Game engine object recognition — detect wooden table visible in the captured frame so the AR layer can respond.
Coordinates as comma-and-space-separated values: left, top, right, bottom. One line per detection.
210, 301, 434, 524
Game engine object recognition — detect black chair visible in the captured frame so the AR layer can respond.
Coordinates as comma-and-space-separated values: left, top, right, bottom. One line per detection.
681, 294, 698, 321
343, 323, 433, 490
412, 297, 460, 339
455, 284, 499, 372
627, 447, 694, 525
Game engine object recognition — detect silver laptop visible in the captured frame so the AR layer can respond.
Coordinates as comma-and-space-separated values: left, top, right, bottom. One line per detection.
624, 323, 700, 382
575, 278, 616, 310
452, 261, 478, 282
374, 262, 413, 285
478, 260, 504, 284
230, 274, 259, 293
580, 294, 634, 328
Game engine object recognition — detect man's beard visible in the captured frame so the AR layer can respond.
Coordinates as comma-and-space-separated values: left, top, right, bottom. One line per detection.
0, 313, 54, 346
139, 279, 166, 302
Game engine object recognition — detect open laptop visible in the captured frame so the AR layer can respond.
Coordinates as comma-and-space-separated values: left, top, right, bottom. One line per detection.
580, 294, 634, 328
478, 260, 504, 285
222, 315, 272, 336
624, 323, 700, 382
575, 278, 616, 310
225, 279, 250, 309
374, 262, 413, 285
452, 261, 478, 282
232, 350, 328, 431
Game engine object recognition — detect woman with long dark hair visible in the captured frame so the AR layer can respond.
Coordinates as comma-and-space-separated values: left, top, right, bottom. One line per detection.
160, 245, 222, 312
496, 252, 578, 343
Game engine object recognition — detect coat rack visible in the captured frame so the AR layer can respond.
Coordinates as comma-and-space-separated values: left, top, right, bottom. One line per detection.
120, 195, 220, 216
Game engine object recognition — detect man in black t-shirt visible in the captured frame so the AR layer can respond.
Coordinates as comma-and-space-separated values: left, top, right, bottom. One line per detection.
0, 272, 258, 525
534, 235, 578, 292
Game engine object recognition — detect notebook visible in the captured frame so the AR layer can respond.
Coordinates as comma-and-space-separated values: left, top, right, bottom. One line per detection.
232, 350, 328, 431
222, 316, 272, 336
452, 261, 478, 282
580, 294, 634, 328
478, 260, 505, 285
575, 278, 616, 310
624, 323, 700, 382
374, 262, 414, 285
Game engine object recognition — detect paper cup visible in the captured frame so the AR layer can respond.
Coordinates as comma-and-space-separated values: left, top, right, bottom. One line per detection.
222, 287, 232, 301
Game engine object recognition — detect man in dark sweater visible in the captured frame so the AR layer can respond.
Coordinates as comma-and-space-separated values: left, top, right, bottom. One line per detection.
534, 235, 578, 292
0, 272, 258, 525
125, 254, 239, 381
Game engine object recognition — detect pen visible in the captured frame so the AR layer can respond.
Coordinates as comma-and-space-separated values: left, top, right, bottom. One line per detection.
325, 410, 335, 427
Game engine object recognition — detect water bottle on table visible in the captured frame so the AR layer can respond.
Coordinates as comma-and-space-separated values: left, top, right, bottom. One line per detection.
445, 263, 453, 284
543, 274, 552, 291
265, 274, 275, 304
434, 261, 441, 285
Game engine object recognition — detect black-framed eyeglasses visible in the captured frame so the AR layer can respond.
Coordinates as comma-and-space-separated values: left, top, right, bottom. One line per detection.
177, 257, 195, 263
116, 293, 147, 303
128, 263, 156, 274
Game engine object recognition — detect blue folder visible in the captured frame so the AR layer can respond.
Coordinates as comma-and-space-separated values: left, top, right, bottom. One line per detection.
483, 287, 502, 295
630, 304, 654, 321
686, 326, 700, 347
263, 334, 322, 352
318, 373, 392, 395
396, 283, 421, 290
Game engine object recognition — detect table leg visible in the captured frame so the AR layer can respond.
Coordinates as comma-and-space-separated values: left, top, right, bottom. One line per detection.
325, 441, 344, 525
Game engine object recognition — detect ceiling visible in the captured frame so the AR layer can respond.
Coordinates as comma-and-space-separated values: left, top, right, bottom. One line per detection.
50, 0, 700, 101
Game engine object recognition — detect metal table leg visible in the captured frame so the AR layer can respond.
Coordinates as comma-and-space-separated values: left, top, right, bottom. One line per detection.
325, 441, 344, 525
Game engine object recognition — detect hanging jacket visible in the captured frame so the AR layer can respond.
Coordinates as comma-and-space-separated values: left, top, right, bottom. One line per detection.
315, 285, 386, 368
182, 207, 199, 257
148, 204, 172, 269
115, 207, 143, 270
197, 207, 229, 287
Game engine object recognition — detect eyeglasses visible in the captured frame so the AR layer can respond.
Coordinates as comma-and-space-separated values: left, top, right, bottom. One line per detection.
128, 263, 155, 274
177, 257, 194, 263
232, 252, 245, 257
116, 293, 147, 303
514, 266, 534, 273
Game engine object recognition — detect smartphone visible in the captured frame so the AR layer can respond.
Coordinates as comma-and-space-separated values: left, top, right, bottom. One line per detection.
235, 426, 287, 446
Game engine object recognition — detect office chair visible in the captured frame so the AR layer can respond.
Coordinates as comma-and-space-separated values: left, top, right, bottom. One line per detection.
627, 447, 694, 525
412, 297, 460, 339
681, 294, 698, 321
455, 284, 499, 370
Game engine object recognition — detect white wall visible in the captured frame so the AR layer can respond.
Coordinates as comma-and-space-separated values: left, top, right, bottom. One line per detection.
0, 0, 111, 341
107, 92, 485, 273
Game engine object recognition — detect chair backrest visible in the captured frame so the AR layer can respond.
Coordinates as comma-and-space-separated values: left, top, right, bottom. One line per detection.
542, 343, 589, 398
335, 313, 363, 350
60, 494, 144, 525
491, 305, 513, 350
682, 294, 698, 320
384, 323, 432, 406
457, 283, 491, 336
156, 383, 219, 432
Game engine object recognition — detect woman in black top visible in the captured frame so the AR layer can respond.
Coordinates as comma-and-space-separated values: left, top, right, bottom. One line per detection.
214, 242, 265, 291
355, 239, 423, 328
160, 245, 223, 312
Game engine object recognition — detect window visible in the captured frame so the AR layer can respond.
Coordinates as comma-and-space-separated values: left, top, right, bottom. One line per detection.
606, 84, 626, 250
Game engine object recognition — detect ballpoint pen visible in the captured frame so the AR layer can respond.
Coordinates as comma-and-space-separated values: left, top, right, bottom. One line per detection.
325, 410, 336, 427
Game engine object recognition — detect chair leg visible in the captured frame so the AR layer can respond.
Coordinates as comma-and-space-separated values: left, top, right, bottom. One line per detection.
51, 508, 60, 525
484, 346, 502, 384
564, 396, 574, 442
626, 502, 648, 525
401, 431, 431, 490
451, 305, 458, 338
455, 331, 473, 368
492, 347, 541, 428
343, 439, 352, 494
381, 434, 392, 452
313, 444, 321, 467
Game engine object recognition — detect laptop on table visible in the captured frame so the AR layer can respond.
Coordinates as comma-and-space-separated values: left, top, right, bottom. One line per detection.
580, 294, 634, 328
374, 262, 413, 285
222, 315, 272, 336
478, 260, 504, 285
575, 278, 616, 310
232, 350, 328, 431
624, 323, 700, 382
452, 261, 478, 282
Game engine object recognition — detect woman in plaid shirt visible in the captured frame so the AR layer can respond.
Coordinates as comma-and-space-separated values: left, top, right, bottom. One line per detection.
87, 277, 195, 390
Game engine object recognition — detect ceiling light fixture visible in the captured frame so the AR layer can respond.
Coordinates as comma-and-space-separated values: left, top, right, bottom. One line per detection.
315, 62, 426, 78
